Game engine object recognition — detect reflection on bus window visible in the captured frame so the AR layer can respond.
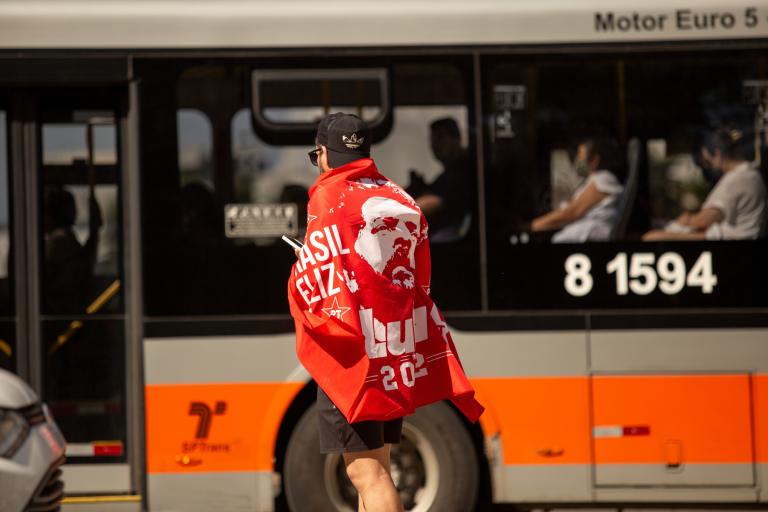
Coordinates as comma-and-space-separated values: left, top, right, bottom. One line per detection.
177, 109, 213, 187
42, 123, 116, 166
647, 135, 710, 226
232, 108, 313, 205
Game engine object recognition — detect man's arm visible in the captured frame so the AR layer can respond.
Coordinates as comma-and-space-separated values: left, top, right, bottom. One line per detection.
416, 194, 443, 216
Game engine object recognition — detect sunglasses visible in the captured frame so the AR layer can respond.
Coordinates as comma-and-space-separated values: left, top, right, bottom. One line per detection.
308, 148, 321, 166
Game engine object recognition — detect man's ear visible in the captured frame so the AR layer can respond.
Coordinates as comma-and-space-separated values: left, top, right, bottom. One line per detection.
590, 154, 601, 170
319, 145, 332, 172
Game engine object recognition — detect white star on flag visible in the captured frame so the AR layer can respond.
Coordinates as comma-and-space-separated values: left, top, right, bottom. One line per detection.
322, 297, 351, 321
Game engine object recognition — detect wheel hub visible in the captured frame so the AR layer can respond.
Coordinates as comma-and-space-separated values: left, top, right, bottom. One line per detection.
323, 423, 440, 512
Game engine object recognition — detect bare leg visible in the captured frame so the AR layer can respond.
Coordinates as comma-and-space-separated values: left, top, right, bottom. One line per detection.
357, 445, 392, 512
344, 446, 403, 512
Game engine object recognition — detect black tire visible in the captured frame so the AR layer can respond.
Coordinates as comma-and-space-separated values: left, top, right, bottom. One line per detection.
282, 401, 479, 512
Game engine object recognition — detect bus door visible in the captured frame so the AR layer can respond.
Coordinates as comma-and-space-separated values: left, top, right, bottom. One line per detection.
1, 87, 139, 499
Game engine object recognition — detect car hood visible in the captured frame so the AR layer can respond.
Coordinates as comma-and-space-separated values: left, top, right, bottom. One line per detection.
0, 368, 38, 408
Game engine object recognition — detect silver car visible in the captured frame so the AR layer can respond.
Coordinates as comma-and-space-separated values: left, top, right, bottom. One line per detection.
0, 368, 66, 512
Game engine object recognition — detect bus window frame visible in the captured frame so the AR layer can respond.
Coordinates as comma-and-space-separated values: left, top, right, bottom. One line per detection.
250, 67, 392, 145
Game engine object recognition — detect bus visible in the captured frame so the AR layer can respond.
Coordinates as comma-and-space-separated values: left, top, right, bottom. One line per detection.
0, 1, 767, 510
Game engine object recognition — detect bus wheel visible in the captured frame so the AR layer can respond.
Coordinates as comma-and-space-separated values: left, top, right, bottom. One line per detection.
282, 401, 479, 511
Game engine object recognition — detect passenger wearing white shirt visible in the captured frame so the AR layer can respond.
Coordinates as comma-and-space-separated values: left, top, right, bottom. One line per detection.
531, 138, 624, 242
644, 126, 766, 241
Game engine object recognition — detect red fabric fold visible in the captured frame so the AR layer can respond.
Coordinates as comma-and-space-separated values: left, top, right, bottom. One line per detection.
288, 158, 483, 423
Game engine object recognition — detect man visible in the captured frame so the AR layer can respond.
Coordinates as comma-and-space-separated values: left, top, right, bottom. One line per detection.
410, 117, 473, 242
288, 113, 483, 512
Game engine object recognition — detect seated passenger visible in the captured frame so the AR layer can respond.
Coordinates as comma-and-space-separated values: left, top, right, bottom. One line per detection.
409, 118, 473, 242
530, 137, 624, 243
643, 125, 765, 241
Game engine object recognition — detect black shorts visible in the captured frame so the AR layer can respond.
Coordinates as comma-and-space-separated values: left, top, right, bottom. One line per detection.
316, 386, 403, 454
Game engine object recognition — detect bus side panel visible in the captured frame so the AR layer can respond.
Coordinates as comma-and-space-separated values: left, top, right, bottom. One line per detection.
455, 328, 591, 502
592, 374, 754, 486
145, 382, 303, 473
471, 376, 593, 502
590, 328, 767, 503
143, 335, 306, 512
144, 382, 302, 512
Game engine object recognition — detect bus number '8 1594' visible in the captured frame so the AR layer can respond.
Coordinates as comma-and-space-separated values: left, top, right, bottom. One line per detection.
564, 252, 717, 297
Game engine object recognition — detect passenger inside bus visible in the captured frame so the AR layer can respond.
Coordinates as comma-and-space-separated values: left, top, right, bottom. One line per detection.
528, 136, 624, 243
408, 117, 473, 243
43, 185, 102, 314
643, 124, 766, 241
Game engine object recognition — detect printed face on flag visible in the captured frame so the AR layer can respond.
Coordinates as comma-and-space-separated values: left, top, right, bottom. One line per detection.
354, 196, 420, 289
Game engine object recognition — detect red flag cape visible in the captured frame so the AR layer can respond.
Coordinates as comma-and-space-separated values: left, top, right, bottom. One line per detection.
288, 158, 484, 423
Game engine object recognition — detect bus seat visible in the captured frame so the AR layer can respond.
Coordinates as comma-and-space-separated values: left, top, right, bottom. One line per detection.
611, 137, 641, 240
430, 212, 472, 244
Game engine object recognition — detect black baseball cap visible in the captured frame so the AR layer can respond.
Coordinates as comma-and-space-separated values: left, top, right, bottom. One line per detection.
316, 113, 371, 168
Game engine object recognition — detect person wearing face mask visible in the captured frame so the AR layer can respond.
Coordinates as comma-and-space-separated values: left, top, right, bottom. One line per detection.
643, 125, 766, 241
528, 136, 624, 243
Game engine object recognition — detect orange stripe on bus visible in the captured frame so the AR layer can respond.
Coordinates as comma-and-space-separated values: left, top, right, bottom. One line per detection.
754, 374, 768, 464
145, 374, 768, 473
471, 377, 591, 464
145, 382, 303, 473
472, 374, 768, 466
592, 374, 753, 464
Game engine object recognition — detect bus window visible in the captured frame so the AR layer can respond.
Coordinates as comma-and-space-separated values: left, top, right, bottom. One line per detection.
38, 106, 127, 462
177, 109, 214, 187
42, 121, 117, 166
232, 108, 314, 206
388, 62, 479, 310
140, 59, 479, 316
483, 54, 768, 311
40, 114, 123, 314
627, 56, 767, 243
238, 72, 478, 310
0, 109, 13, 371
252, 68, 387, 128
484, 58, 622, 309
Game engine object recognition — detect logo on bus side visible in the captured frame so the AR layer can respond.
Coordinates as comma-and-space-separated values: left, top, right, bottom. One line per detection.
189, 401, 227, 439
176, 400, 230, 467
